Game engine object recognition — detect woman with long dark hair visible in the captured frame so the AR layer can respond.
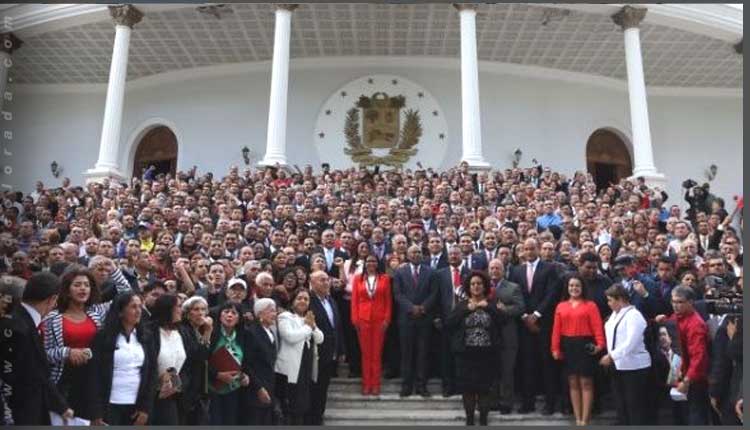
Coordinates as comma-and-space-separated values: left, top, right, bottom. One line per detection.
351, 254, 392, 395
89, 292, 157, 425
445, 271, 503, 426
42, 266, 130, 420
148, 294, 187, 425
275, 288, 324, 425
551, 275, 605, 426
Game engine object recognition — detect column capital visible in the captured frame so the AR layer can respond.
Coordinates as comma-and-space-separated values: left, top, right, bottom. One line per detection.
612, 6, 647, 30
109, 4, 144, 28
276, 4, 299, 12
453, 3, 478, 13
734, 39, 742, 55
0, 33, 23, 55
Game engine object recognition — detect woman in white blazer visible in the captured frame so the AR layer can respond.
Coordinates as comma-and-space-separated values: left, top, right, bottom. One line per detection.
274, 289, 324, 425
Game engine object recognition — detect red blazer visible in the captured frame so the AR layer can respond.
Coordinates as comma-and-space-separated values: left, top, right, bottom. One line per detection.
351, 273, 392, 326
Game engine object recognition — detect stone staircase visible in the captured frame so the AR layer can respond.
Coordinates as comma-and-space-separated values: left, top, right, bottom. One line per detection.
324, 378, 618, 426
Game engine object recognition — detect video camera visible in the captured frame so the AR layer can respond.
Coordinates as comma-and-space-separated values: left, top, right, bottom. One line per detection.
703, 275, 743, 317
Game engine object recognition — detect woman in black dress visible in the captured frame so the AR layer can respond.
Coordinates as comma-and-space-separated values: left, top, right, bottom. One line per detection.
445, 271, 503, 426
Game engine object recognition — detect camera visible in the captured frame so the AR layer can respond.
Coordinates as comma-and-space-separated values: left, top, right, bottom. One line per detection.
704, 277, 743, 316
584, 342, 597, 354
682, 179, 698, 189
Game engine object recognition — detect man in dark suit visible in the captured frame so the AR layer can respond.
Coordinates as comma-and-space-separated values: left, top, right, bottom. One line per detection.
314, 229, 350, 279
459, 233, 488, 272
488, 258, 525, 415
393, 244, 437, 397
424, 235, 449, 270
307, 270, 346, 425
1, 272, 72, 425
246, 299, 279, 425
432, 245, 468, 397
509, 238, 561, 415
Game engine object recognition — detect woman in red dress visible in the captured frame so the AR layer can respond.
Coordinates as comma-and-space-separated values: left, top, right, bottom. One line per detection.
351, 254, 392, 395
551, 275, 605, 426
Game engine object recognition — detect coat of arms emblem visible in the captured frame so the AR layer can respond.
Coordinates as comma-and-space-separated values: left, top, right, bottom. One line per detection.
344, 92, 422, 167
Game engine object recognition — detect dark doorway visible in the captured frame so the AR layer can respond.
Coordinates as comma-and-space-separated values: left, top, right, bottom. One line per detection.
586, 129, 632, 192
132, 126, 178, 179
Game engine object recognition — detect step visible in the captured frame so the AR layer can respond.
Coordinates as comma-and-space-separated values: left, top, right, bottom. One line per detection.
329, 377, 443, 394
327, 392, 463, 410
324, 408, 617, 425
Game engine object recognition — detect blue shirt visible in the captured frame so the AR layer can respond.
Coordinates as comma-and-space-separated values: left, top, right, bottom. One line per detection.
536, 213, 562, 231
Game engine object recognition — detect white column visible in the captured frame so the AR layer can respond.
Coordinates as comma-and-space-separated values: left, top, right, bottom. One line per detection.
612, 6, 665, 185
259, 4, 297, 168
455, 4, 489, 170
0, 33, 22, 112
85, 5, 143, 183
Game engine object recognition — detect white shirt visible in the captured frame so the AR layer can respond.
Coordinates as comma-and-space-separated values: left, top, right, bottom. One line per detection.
157, 328, 187, 375
604, 305, 651, 371
110, 331, 145, 405
263, 325, 275, 344
316, 293, 335, 328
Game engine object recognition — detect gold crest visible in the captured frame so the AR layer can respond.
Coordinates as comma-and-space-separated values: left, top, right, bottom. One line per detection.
344, 92, 422, 167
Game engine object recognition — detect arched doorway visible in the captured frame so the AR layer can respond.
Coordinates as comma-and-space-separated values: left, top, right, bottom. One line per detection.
586, 129, 632, 191
132, 126, 178, 179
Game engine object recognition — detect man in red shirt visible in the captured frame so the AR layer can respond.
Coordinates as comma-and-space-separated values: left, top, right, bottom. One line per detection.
656, 286, 709, 424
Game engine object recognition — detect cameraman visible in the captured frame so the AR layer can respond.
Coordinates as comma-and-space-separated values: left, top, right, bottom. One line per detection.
683, 180, 714, 224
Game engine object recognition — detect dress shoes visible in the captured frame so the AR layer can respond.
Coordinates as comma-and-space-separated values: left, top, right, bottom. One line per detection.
399, 386, 413, 398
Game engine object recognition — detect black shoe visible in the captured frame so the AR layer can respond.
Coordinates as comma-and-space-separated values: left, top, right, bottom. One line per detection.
479, 411, 489, 426
518, 404, 535, 414
465, 413, 475, 426
542, 404, 555, 416
417, 387, 432, 398
499, 406, 512, 415
384, 370, 399, 379
442, 387, 451, 398
399, 386, 413, 398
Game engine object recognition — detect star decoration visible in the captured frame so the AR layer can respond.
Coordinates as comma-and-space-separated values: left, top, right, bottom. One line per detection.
367, 78, 374, 84
439, 133, 445, 139
417, 92, 424, 98
325, 110, 332, 115
432, 110, 439, 116
318, 132, 325, 138
340, 91, 347, 97
391, 79, 398, 85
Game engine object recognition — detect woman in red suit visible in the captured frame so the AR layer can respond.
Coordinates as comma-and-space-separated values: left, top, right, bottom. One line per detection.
351, 254, 392, 395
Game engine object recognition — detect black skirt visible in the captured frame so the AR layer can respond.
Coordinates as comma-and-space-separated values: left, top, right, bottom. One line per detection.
561, 336, 597, 377
455, 346, 495, 393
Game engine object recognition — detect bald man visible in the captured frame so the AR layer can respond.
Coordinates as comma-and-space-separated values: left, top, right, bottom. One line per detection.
508, 238, 562, 415
392, 245, 437, 398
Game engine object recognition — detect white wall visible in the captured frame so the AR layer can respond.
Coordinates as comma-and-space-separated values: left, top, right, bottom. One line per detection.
8, 58, 742, 208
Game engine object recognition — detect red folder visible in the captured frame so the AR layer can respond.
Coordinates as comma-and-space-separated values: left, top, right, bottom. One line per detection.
208, 346, 241, 390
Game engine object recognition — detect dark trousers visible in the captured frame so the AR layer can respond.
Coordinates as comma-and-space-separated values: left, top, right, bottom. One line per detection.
306, 359, 336, 425
152, 396, 180, 425
338, 297, 361, 375
611, 367, 650, 425
399, 319, 431, 390
439, 326, 456, 391
250, 405, 275, 425
182, 398, 210, 425
496, 347, 517, 408
686, 382, 710, 425
383, 317, 401, 376
209, 389, 241, 425
518, 324, 558, 408
104, 403, 136, 426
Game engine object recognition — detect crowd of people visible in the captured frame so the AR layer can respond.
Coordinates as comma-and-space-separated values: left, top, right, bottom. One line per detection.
0, 160, 743, 426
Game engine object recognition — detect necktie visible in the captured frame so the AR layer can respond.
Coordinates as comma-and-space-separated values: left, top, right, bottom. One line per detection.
452, 267, 461, 287
412, 265, 419, 287
526, 262, 534, 292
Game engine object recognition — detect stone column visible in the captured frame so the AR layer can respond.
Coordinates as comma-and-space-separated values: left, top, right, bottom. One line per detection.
612, 6, 665, 186
455, 4, 489, 170
0, 33, 22, 112
259, 4, 297, 168
85, 4, 143, 183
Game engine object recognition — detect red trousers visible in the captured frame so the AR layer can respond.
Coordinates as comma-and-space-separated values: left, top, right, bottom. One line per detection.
357, 321, 386, 390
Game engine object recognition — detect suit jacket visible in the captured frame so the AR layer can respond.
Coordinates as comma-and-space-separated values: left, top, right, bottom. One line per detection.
392, 263, 437, 324
351, 273, 392, 326
310, 294, 346, 363
178, 321, 211, 413
462, 252, 488, 272
433, 265, 470, 318
490, 279, 525, 351
2, 305, 69, 425
88, 326, 158, 420
274, 312, 323, 383
246, 322, 278, 407
508, 260, 560, 325
313, 247, 350, 279
423, 253, 449, 270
